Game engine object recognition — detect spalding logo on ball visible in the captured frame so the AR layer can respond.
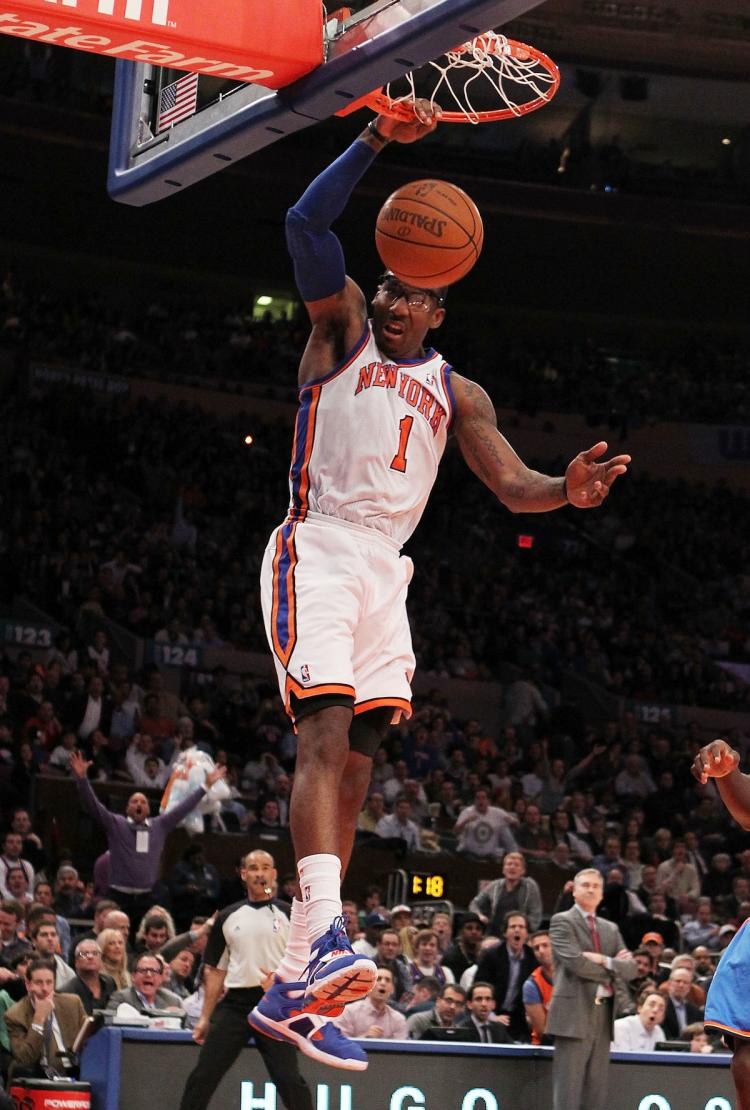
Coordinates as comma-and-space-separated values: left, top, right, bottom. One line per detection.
375, 179, 484, 288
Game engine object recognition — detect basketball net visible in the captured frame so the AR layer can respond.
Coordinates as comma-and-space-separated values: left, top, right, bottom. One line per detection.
354, 32, 559, 124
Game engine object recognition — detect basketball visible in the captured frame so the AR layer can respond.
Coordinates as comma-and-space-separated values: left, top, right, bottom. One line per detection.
375, 178, 484, 288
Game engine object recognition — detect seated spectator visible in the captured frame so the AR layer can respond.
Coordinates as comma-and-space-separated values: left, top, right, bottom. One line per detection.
53, 866, 89, 920
592, 836, 629, 886
514, 804, 553, 862
134, 912, 175, 957
0, 833, 34, 900
657, 955, 706, 1008
623, 893, 681, 952
454, 981, 513, 1044
107, 954, 184, 1013
612, 991, 666, 1052
406, 929, 455, 988
679, 1021, 715, 1054
0, 903, 30, 970
7, 811, 45, 875
681, 898, 720, 952
400, 976, 441, 1017
5, 873, 31, 909
374, 928, 410, 1002
660, 966, 704, 1039
656, 841, 700, 911
454, 789, 518, 861
621, 947, 659, 1015
375, 798, 420, 854
469, 852, 543, 935
97, 927, 131, 990
28, 920, 73, 988
442, 913, 484, 981
59, 938, 116, 1014
336, 967, 408, 1040
549, 809, 592, 865
353, 913, 390, 960
23, 701, 63, 758
407, 983, 466, 1039
357, 792, 386, 834
430, 911, 453, 955
68, 675, 112, 744
691, 947, 716, 992
138, 694, 174, 742
28, 886, 71, 961
5, 957, 87, 1080
433, 780, 462, 832
614, 753, 656, 802
522, 929, 556, 1046
256, 799, 285, 834
167, 844, 221, 931
164, 949, 195, 999
475, 911, 537, 1042
701, 852, 735, 903
622, 839, 645, 889
48, 730, 78, 773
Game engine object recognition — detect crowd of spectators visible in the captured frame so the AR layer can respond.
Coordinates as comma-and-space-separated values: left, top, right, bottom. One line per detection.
0, 361, 748, 712
3, 269, 750, 424
0, 624, 748, 1065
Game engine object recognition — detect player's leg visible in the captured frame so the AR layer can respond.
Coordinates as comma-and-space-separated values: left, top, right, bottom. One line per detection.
337, 706, 393, 872
731, 1040, 750, 1110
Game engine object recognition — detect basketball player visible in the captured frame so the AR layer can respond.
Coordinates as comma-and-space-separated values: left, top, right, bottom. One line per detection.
692, 737, 750, 1108
248, 101, 631, 1069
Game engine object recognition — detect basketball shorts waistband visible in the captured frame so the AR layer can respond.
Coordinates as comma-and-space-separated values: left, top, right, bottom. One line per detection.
288, 510, 402, 553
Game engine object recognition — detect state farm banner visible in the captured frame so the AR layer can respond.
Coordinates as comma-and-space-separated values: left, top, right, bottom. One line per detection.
0, 0, 324, 87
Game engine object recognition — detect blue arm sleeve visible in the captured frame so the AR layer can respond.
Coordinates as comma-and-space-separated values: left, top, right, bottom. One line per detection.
285, 138, 379, 302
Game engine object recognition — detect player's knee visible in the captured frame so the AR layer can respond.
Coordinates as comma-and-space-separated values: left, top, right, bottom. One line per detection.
297, 708, 351, 770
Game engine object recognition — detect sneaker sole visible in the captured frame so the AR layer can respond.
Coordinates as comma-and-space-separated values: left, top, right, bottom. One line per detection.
305, 959, 377, 1007
247, 1008, 368, 1071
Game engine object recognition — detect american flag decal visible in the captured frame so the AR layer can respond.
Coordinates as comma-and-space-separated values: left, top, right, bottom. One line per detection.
157, 72, 199, 133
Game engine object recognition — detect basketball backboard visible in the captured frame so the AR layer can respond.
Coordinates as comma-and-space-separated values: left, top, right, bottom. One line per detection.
108, 0, 550, 206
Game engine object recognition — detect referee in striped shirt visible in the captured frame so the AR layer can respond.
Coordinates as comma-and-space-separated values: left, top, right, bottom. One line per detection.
179, 850, 312, 1110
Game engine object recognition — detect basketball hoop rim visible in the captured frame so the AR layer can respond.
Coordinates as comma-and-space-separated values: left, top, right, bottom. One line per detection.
359, 36, 560, 124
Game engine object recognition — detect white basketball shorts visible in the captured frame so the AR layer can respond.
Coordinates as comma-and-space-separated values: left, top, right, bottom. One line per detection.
260, 511, 415, 725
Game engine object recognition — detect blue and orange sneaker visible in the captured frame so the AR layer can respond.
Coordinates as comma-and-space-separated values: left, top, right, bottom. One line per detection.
302, 915, 377, 1009
248, 979, 368, 1071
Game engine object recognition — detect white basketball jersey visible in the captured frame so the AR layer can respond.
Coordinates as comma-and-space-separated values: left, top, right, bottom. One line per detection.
286, 320, 455, 546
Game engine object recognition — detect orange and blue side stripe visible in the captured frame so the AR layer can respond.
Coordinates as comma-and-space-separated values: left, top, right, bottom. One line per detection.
270, 521, 299, 667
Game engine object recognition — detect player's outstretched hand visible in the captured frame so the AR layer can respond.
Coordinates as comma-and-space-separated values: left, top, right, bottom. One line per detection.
691, 739, 740, 785
376, 100, 442, 144
565, 441, 631, 509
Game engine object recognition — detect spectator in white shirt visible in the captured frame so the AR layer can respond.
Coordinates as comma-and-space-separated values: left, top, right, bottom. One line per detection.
612, 991, 666, 1052
125, 733, 157, 782
375, 799, 421, 854
336, 967, 408, 1040
454, 789, 518, 861
0, 834, 35, 900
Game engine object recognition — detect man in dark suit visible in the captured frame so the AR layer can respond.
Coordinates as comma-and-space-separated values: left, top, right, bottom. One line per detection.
475, 911, 538, 1041
5, 956, 88, 1079
65, 676, 113, 745
455, 982, 514, 1044
547, 868, 637, 1110
660, 966, 703, 1039
107, 954, 185, 1013
58, 939, 116, 1015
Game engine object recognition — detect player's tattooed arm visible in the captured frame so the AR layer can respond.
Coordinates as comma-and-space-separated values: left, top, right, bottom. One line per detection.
452, 373, 568, 512
452, 374, 631, 512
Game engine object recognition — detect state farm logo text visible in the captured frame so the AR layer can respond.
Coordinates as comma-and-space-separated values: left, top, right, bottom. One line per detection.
43, 0, 170, 27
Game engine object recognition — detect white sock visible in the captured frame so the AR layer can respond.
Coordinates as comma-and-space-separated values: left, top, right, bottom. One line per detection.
298, 853, 342, 945
275, 898, 311, 983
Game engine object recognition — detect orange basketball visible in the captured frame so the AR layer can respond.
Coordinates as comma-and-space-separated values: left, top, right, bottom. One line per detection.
375, 178, 484, 288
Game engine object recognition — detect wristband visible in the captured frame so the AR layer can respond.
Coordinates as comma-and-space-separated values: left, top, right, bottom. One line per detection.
367, 120, 390, 145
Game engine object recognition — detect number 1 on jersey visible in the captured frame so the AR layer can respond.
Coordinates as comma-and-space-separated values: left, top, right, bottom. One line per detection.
390, 415, 414, 473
